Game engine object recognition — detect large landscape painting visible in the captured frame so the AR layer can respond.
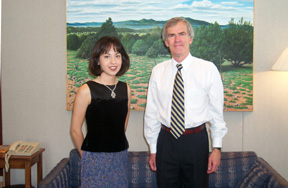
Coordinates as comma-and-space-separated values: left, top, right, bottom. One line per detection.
66, 0, 254, 111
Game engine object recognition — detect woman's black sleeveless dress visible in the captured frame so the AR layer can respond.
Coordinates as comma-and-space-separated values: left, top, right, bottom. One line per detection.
80, 80, 129, 187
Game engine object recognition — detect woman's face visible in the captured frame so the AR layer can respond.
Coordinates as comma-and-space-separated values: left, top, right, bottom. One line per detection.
99, 46, 122, 77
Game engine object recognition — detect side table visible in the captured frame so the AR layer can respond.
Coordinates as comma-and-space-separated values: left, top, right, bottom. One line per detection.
0, 148, 45, 188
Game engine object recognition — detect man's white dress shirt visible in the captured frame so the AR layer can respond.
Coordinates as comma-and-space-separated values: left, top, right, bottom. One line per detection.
144, 53, 228, 154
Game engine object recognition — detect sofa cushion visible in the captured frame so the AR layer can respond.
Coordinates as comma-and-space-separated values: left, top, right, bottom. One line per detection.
209, 152, 258, 188
235, 162, 269, 188
69, 149, 81, 188
128, 151, 157, 188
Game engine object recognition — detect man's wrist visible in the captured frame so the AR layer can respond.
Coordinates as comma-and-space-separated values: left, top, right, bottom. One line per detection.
213, 147, 221, 152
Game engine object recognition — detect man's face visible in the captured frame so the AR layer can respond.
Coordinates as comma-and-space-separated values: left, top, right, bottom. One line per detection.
164, 21, 193, 62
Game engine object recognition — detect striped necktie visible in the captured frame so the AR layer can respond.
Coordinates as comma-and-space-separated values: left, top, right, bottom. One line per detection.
170, 63, 185, 139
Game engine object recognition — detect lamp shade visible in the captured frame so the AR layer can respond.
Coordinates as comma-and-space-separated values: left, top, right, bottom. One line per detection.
271, 47, 288, 71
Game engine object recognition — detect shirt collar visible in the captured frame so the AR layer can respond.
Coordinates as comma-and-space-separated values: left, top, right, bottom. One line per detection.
172, 53, 193, 72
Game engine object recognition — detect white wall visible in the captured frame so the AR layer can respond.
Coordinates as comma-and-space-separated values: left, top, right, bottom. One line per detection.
1, 0, 288, 186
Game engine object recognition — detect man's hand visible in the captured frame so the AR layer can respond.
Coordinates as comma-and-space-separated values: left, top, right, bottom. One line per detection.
207, 148, 221, 174
149, 153, 157, 171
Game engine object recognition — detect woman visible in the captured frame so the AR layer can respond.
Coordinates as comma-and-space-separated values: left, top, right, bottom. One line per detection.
70, 36, 131, 187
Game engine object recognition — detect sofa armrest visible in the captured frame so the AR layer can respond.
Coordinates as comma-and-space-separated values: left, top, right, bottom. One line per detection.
257, 157, 288, 187
38, 158, 70, 188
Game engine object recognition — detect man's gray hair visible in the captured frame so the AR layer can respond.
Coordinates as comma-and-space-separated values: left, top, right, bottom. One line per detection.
162, 17, 194, 41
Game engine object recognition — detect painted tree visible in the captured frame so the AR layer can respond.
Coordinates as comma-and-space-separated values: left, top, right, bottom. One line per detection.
131, 39, 149, 56
222, 18, 253, 67
146, 39, 169, 58
97, 17, 119, 39
145, 27, 162, 46
76, 17, 119, 59
190, 22, 224, 69
121, 33, 139, 53
76, 34, 97, 59
67, 34, 81, 50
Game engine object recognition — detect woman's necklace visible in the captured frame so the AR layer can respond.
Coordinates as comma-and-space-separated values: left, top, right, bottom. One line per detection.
97, 76, 118, 98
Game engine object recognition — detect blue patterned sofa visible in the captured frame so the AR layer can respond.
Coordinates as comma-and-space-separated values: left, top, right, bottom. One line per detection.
38, 149, 288, 188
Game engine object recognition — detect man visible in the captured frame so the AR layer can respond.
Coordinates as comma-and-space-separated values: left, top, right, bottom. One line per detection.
144, 17, 228, 188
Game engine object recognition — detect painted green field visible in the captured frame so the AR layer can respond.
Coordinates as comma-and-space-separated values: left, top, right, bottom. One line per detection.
66, 50, 253, 111
221, 63, 253, 111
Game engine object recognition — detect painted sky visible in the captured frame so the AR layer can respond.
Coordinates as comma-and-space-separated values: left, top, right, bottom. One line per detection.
66, 0, 254, 25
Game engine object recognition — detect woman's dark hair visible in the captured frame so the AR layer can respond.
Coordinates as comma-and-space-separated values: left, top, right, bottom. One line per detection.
89, 36, 130, 77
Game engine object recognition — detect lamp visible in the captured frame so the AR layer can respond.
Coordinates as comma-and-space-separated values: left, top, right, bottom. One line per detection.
271, 47, 288, 71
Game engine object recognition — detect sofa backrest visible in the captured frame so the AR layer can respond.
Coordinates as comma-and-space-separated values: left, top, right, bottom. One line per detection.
68, 150, 259, 188
128, 151, 157, 188
209, 151, 257, 188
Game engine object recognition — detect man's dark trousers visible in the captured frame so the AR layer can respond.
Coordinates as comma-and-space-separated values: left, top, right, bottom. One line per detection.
156, 127, 209, 188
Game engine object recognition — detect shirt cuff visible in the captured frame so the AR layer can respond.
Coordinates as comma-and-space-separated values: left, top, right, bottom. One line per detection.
149, 143, 157, 154
212, 137, 223, 148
